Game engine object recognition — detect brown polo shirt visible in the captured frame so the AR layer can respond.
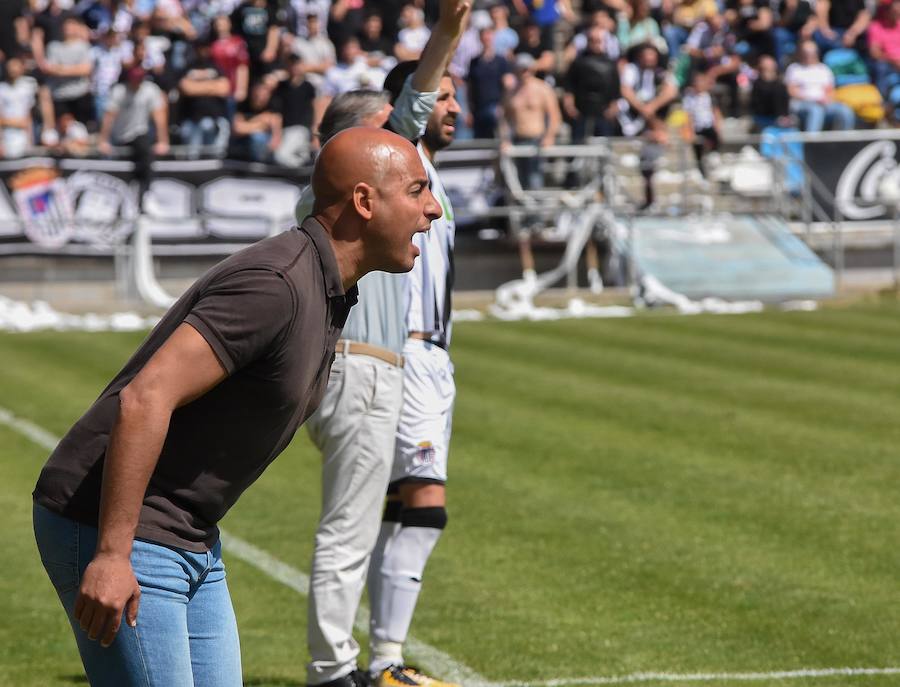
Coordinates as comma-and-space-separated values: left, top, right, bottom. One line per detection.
33, 217, 357, 552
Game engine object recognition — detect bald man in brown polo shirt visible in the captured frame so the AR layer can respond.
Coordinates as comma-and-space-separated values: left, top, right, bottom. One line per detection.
31, 128, 442, 687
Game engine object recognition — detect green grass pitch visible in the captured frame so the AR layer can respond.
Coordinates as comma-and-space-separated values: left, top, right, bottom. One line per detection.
1, 301, 899, 687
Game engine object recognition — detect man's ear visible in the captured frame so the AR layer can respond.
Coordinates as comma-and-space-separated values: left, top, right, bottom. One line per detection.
352, 182, 375, 220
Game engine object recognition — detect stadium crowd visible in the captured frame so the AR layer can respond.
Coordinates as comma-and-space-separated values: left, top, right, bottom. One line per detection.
0, 0, 898, 167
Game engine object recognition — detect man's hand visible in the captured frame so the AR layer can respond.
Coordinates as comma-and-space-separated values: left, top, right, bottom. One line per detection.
74, 552, 141, 648
98, 139, 113, 156
437, 0, 473, 34
842, 30, 856, 47
153, 140, 170, 156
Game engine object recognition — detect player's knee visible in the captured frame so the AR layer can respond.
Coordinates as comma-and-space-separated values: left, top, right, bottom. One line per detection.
401, 506, 447, 530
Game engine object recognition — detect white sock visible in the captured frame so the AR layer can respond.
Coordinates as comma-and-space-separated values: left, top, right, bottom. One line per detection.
368, 524, 443, 673
367, 519, 400, 637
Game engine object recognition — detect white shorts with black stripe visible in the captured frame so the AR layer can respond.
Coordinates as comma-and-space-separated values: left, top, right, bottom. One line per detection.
391, 338, 455, 485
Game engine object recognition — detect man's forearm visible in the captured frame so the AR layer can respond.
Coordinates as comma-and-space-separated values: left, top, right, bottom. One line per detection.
412, 2, 470, 92
95, 388, 173, 557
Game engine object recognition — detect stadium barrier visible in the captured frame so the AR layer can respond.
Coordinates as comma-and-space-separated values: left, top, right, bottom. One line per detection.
2, 133, 899, 307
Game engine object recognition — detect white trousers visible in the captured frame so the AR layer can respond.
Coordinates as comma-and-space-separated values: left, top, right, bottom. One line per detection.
304, 351, 404, 684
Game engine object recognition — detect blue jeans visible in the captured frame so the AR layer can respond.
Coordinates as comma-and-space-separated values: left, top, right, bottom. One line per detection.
813, 27, 849, 55
180, 117, 230, 159
772, 26, 798, 68
33, 503, 242, 687
790, 99, 855, 132
663, 24, 690, 57
870, 59, 900, 99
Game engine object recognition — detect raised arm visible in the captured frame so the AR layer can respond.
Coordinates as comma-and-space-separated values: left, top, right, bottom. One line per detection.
388, 0, 472, 140
74, 324, 227, 648
411, 0, 472, 93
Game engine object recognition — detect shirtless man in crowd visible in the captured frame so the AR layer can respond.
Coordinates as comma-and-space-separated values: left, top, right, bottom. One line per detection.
500, 53, 561, 189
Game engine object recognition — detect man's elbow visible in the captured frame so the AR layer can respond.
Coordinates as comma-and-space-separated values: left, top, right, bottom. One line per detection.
119, 380, 169, 420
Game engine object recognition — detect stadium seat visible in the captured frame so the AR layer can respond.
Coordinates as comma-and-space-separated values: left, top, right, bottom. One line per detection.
823, 48, 870, 87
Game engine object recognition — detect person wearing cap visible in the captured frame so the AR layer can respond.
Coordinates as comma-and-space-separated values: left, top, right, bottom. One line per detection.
32, 125, 442, 687
500, 52, 561, 190
97, 66, 169, 206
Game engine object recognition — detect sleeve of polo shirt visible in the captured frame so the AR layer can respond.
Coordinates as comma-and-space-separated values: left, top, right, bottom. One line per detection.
388, 74, 439, 141
184, 268, 296, 376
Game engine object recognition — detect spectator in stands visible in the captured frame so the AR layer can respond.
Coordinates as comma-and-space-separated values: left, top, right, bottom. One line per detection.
151, 0, 197, 43
358, 12, 394, 62
294, 12, 337, 91
31, 0, 73, 69
42, 16, 95, 131
617, 0, 665, 55
813, 0, 870, 53
210, 14, 251, 111
322, 36, 386, 98
231, 80, 282, 161
178, 40, 231, 158
292, 0, 331, 38
618, 42, 679, 136
97, 66, 169, 206
51, 111, 91, 156
724, 0, 775, 62
785, 39, 856, 130
91, 28, 128, 120
564, 9, 620, 65
868, 0, 900, 106
563, 27, 621, 139
681, 70, 721, 175
750, 54, 792, 129
685, 10, 742, 116
122, 21, 167, 80
274, 54, 316, 166
395, 5, 431, 61
618, 43, 678, 208
512, 0, 576, 46
501, 53, 561, 190
666, 0, 718, 57
0, 56, 36, 159
774, 0, 815, 67
489, 2, 519, 58
328, 0, 368, 45
231, 0, 282, 78
467, 27, 513, 138
517, 19, 556, 77
0, 1, 29, 66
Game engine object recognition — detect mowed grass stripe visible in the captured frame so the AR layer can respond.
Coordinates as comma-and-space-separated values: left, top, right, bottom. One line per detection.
452, 363, 900, 600
459, 314, 900, 406
454, 328, 900, 466
444, 314, 900, 675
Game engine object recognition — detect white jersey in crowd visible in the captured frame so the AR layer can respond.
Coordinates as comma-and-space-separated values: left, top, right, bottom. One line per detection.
404, 143, 455, 348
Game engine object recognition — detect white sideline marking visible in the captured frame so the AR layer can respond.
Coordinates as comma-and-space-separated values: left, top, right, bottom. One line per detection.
0, 406, 60, 452
5, 405, 900, 687
493, 667, 900, 686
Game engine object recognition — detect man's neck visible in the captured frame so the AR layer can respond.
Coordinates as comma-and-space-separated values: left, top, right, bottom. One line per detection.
420, 140, 436, 164
314, 212, 366, 291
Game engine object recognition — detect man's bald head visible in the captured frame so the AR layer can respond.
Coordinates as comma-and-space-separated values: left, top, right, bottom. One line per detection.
309, 126, 442, 277
312, 127, 420, 212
